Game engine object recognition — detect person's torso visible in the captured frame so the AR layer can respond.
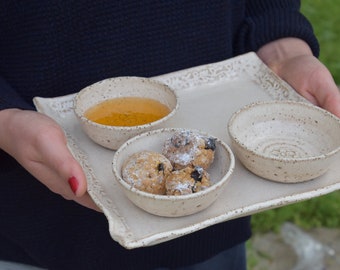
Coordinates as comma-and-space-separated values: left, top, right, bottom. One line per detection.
0, 0, 245, 104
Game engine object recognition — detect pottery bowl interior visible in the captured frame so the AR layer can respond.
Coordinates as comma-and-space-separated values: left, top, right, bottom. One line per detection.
228, 101, 340, 183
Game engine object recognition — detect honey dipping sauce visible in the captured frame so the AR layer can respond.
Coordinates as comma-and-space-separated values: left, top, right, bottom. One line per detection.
84, 97, 171, 126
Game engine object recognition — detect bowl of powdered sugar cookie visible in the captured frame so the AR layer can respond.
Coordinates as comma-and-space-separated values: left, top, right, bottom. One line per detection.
112, 128, 235, 217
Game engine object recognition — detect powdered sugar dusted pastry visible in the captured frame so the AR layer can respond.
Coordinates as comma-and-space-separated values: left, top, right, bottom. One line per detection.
122, 151, 173, 194
162, 130, 216, 170
165, 166, 211, 195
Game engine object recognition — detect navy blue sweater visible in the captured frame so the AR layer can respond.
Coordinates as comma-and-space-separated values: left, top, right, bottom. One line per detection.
0, 1, 318, 269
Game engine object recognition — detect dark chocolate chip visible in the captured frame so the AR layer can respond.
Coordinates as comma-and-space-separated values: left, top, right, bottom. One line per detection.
205, 137, 216, 150
190, 166, 203, 182
157, 163, 165, 172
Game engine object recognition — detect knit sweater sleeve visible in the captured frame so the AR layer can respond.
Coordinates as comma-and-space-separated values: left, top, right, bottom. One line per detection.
235, 0, 320, 57
0, 76, 34, 110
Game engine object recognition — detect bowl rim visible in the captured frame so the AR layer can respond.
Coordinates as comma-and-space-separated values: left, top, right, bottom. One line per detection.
228, 100, 340, 162
112, 127, 235, 201
73, 76, 179, 130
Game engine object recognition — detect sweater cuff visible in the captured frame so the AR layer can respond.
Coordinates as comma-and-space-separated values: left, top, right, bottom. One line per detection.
236, 9, 320, 57
0, 76, 34, 111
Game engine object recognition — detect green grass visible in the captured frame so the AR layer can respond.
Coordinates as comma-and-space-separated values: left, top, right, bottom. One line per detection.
250, 0, 340, 234
301, 0, 340, 84
251, 191, 340, 234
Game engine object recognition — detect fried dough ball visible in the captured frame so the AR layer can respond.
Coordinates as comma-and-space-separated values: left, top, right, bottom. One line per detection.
122, 151, 173, 194
165, 166, 211, 195
162, 130, 216, 170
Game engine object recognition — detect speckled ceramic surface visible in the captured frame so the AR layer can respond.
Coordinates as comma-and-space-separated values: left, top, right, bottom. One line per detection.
74, 76, 179, 150
112, 128, 235, 217
228, 101, 340, 183
33, 52, 340, 249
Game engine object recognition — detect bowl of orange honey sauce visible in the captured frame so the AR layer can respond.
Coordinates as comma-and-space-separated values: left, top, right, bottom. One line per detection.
74, 77, 179, 150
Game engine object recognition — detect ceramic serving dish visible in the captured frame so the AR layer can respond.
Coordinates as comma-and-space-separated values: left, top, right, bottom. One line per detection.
34, 53, 340, 248
112, 128, 235, 217
228, 101, 340, 183
74, 76, 178, 150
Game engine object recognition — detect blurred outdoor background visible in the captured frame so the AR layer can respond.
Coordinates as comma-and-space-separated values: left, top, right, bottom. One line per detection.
247, 0, 340, 269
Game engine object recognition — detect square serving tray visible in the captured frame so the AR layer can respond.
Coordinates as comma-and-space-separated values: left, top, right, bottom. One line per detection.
33, 52, 340, 249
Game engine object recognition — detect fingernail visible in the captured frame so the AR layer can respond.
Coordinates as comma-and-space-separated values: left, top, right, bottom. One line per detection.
68, 176, 79, 194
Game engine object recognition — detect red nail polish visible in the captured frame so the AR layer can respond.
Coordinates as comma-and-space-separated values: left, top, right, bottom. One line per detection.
68, 176, 79, 194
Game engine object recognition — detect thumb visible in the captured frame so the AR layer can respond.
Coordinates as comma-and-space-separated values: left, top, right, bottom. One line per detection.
37, 126, 88, 197
55, 144, 88, 197
64, 146, 88, 197
44, 138, 101, 211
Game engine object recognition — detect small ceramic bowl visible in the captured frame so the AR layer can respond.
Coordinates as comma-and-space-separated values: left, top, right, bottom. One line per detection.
74, 76, 179, 150
112, 128, 235, 217
228, 101, 340, 183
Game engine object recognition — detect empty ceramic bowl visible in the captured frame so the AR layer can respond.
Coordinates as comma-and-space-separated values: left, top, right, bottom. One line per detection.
74, 76, 179, 150
112, 128, 235, 217
228, 101, 340, 183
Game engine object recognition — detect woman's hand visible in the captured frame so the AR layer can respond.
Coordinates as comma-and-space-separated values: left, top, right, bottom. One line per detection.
0, 108, 100, 211
257, 38, 340, 118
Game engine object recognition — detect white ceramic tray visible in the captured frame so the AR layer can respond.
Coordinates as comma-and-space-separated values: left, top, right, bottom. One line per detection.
33, 52, 340, 249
